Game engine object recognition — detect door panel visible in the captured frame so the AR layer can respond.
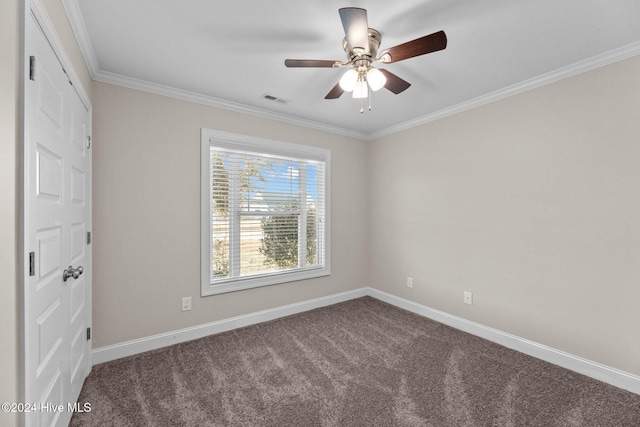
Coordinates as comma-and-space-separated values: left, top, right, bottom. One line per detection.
36, 65, 63, 132
35, 297, 63, 372
70, 167, 86, 205
36, 227, 62, 282
36, 145, 63, 201
70, 223, 85, 261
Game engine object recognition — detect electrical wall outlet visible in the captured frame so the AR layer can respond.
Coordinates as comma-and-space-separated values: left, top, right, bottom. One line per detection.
406, 277, 414, 288
181, 296, 192, 312
463, 291, 473, 305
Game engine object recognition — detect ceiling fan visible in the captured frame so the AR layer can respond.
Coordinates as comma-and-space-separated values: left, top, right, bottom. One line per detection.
285, 7, 447, 112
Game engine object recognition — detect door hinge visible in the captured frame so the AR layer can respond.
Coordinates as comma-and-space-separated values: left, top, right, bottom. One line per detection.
28, 252, 35, 276
87, 135, 92, 149
87, 231, 92, 245
86, 327, 91, 341
29, 56, 36, 81
61, 66, 73, 86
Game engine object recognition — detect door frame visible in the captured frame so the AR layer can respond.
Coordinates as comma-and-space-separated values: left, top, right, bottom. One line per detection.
20, 0, 93, 422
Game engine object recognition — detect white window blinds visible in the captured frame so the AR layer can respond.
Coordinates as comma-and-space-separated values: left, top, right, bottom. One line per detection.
201, 129, 330, 295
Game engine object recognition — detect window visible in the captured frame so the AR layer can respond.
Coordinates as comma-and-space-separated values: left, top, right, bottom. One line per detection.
201, 129, 330, 295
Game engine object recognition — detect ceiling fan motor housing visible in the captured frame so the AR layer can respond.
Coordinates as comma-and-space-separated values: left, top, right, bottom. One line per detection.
342, 28, 382, 66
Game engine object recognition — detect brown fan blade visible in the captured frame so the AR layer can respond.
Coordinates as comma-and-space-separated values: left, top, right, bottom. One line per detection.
325, 82, 344, 99
379, 69, 411, 94
379, 30, 447, 64
284, 59, 341, 68
339, 7, 369, 54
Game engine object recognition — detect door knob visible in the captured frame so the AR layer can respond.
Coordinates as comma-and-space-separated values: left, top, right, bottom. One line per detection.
63, 265, 84, 282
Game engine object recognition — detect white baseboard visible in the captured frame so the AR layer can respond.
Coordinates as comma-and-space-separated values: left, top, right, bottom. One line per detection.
92, 286, 640, 395
92, 287, 368, 365
368, 288, 640, 395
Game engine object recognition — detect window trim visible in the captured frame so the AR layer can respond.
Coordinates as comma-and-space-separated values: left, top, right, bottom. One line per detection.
201, 129, 331, 296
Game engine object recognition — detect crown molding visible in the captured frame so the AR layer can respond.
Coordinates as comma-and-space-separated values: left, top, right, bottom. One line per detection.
369, 40, 640, 140
93, 69, 369, 140
62, 0, 368, 140
61, 0, 99, 77
62, 0, 640, 142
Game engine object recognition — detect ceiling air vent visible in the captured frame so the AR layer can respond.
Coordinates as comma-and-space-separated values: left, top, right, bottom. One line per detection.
260, 93, 290, 105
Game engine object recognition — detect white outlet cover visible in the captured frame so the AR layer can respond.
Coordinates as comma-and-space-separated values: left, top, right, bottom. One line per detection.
464, 291, 473, 305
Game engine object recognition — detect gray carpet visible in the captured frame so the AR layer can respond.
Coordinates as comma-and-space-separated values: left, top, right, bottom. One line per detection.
71, 297, 640, 426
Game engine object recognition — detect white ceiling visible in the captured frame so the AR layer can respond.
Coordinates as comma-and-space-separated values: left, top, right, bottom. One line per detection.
65, 0, 640, 139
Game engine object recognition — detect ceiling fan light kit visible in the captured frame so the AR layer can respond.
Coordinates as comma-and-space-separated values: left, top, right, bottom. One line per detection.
285, 7, 447, 113
339, 68, 386, 94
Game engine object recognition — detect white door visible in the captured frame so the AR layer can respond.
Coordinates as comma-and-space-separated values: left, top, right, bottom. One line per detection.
24, 10, 92, 427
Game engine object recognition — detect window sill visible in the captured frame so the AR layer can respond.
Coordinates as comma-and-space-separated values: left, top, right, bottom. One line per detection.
202, 266, 331, 296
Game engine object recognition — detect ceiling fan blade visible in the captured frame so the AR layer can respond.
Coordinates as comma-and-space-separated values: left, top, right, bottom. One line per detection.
379, 30, 447, 64
325, 82, 344, 99
284, 59, 341, 68
339, 7, 369, 54
379, 69, 411, 94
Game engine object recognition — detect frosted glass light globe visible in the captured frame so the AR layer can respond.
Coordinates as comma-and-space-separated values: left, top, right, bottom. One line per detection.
339, 69, 358, 92
366, 68, 386, 91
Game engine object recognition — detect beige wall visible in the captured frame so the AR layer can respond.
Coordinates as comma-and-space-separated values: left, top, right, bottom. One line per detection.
368, 55, 640, 376
0, 1, 19, 425
91, 82, 369, 347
